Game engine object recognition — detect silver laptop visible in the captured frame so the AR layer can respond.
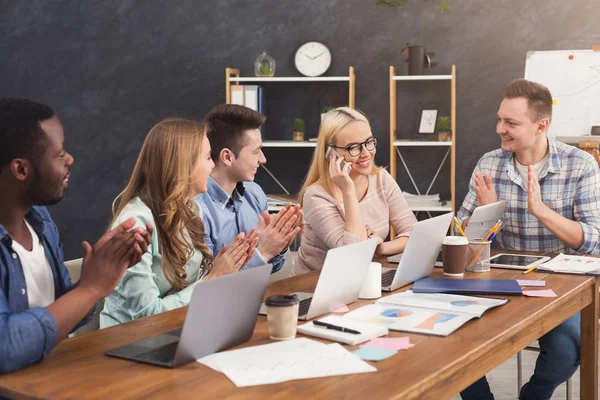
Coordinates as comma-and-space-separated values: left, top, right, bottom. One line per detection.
260, 238, 379, 320
381, 212, 454, 291
105, 264, 271, 368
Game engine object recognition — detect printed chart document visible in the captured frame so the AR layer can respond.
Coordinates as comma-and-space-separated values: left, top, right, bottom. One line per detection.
197, 338, 376, 387
537, 253, 600, 275
342, 290, 507, 337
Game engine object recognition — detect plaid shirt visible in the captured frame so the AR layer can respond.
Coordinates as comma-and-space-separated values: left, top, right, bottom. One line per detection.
457, 139, 600, 255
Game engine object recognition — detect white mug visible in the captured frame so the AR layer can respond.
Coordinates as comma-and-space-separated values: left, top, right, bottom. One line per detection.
359, 262, 382, 299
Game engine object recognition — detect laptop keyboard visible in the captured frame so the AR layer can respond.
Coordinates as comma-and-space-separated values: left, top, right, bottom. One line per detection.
381, 269, 396, 287
298, 297, 313, 317
135, 341, 179, 364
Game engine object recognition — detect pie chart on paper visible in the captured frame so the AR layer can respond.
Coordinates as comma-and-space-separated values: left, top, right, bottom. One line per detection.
380, 309, 413, 318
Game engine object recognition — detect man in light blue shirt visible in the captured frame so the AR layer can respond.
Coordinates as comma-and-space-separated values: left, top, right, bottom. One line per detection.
196, 105, 303, 272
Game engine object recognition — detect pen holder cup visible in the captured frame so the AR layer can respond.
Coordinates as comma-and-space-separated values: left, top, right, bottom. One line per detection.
465, 241, 491, 273
265, 295, 299, 340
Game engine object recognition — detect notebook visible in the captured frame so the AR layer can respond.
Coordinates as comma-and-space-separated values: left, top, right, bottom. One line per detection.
297, 315, 388, 345
412, 278, 523, 295
342, 290, 507, 337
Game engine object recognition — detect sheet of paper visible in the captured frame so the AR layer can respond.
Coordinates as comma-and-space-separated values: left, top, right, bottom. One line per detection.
517, 280, 546, 287
352, 347, 397, 361
197, 338, 376, 387
360, 337, 414, 351
523, 289, 557, 298
331, 305, 350, 313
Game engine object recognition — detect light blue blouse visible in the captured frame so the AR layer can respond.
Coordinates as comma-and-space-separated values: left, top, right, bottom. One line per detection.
100, 197, 207, 328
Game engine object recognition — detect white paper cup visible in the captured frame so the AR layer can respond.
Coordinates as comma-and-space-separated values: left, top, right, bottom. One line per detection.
359, 262, 382, 299
265, 295, 299, 340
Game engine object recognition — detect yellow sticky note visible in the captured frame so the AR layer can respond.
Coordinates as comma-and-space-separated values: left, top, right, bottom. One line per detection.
552, 99, 558, 105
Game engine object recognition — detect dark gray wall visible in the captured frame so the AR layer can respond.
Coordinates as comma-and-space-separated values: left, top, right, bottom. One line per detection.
1, 0, 598, 259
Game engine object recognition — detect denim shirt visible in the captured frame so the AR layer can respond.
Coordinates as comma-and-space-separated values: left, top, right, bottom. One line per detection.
0, 206, 77, 374
196, 177, 287, 272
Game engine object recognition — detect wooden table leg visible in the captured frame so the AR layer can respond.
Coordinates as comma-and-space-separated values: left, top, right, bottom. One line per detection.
581, 279, 599, 400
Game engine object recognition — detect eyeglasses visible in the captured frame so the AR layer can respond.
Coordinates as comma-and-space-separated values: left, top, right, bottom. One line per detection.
330, 137, 377, 157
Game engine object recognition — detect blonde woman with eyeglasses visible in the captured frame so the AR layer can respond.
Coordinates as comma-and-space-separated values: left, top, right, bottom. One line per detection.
100, 118, 258, 327
293, 107, 416, 275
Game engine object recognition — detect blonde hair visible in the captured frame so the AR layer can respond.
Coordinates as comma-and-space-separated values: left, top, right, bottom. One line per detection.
298, 107, 381, 206
110, 118, 213, 290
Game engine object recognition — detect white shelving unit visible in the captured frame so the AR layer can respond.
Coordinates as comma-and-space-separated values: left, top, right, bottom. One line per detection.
225, 67, 356, 194
261, 141, 317, 148
229, 77, 350, 82
389, 65, 457, 217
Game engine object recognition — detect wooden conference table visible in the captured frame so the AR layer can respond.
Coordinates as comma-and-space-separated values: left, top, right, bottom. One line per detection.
0, 254, 597, 399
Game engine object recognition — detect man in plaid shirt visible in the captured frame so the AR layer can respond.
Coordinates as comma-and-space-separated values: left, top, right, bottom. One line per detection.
458, 79, 600, 400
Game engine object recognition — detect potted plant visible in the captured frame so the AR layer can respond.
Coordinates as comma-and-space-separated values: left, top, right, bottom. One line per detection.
435, 115, 452, 141
376, 0, 454, 75
321, 105, 335, 122
293, 118, 305, 141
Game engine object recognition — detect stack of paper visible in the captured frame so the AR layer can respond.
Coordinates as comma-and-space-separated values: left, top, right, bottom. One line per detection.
267, 195, 296, 212
297, 315, 388, 345
537, 253, 600, 275
403, 192, 444, 207
197, 338, 376, 387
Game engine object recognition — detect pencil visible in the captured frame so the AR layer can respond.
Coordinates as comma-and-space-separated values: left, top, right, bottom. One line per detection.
522, 265, 538, 275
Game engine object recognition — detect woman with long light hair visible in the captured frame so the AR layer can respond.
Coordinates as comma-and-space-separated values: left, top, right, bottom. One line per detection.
100, 118, 257, 327
293, 107, 416, 275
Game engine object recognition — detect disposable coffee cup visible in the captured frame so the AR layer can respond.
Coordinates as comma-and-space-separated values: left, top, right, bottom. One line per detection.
265, 294, 299, 340
442, 236, 469, 277
359, 262, 382, 299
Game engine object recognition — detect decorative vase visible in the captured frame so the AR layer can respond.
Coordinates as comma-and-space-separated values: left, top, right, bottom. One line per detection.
255, 51, 275, 77
407, 45, 425, 75
293, 131, 304, 141
437, 131, 452, 141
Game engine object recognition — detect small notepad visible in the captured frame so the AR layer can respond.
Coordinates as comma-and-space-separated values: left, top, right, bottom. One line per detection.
297, 315, 388, 345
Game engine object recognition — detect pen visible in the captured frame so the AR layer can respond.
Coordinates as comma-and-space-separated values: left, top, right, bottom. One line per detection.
313, 320, 361, 335
523, 265, 538, 275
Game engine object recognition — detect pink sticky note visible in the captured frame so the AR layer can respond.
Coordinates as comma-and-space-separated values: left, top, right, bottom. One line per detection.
523, 289, 557, 298
517, 280, 546, 287
361, 337, 415, 351
330, 305, 350, 313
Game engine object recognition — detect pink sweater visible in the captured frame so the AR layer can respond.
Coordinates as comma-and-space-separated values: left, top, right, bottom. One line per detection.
293, 170, 417, 275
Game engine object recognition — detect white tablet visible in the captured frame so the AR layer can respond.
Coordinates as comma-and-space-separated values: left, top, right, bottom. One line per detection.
488, 253, 550, 270
465, 200, 508, 240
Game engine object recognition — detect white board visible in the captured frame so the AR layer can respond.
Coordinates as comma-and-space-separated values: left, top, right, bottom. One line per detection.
524, 49, 600, 138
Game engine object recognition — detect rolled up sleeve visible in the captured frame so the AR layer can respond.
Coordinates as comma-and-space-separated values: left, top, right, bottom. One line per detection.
573, 161, 600, 255
0, 293, 57, 374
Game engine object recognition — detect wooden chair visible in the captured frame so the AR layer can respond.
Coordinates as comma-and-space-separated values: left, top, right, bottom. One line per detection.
579, 140, 600, 166
64, 258, 103, 335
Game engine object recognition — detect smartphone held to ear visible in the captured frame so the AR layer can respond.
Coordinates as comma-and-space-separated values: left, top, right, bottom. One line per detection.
326, 146, 352, 171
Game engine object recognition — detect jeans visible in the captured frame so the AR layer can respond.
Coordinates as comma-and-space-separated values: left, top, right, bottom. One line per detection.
460, 313, 580, 400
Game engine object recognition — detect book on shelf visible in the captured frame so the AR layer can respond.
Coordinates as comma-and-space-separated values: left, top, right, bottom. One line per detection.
402, 192, 445, 207
342, 290, 507, 337
230, 85, 266, 134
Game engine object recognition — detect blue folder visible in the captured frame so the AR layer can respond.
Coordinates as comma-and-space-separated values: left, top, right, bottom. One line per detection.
412, 278, 523, 295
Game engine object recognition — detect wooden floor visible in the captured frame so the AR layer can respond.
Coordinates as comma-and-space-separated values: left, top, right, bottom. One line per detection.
449, 339, 595, 400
